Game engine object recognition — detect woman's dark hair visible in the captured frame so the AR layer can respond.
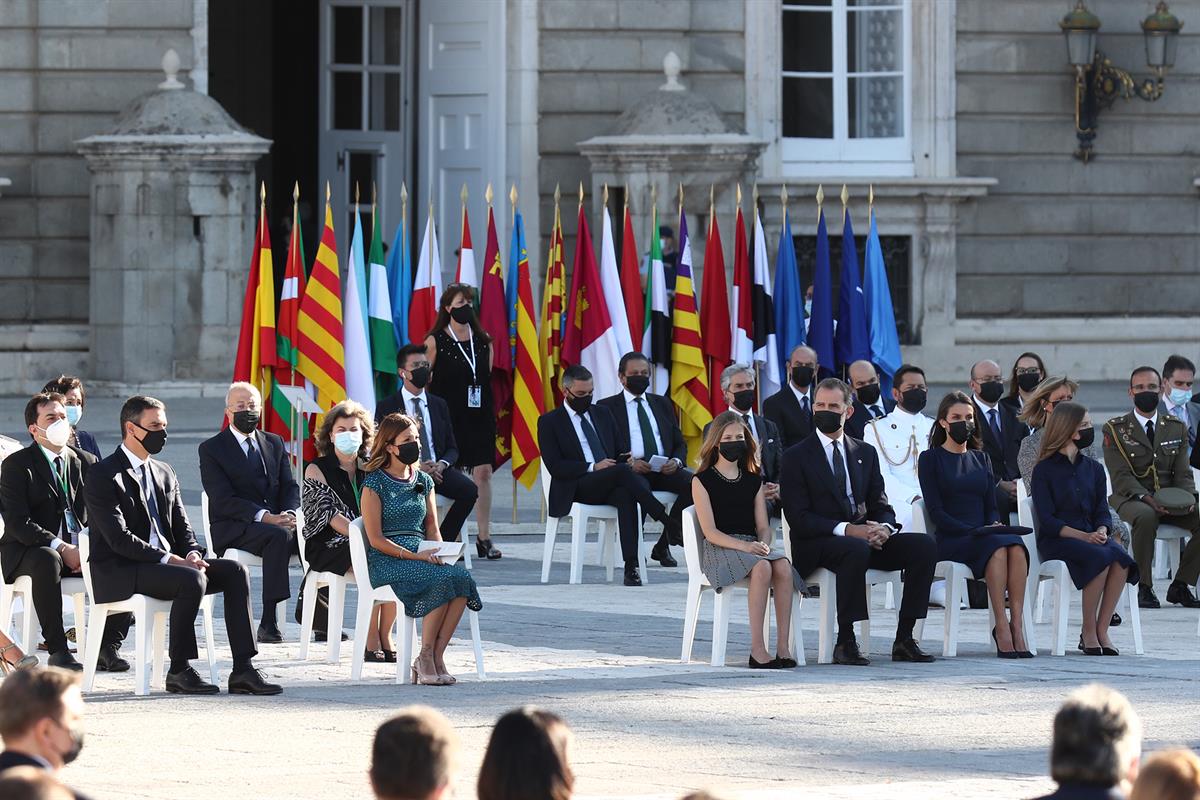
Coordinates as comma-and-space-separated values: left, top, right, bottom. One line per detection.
928, 391, 982, 450
363, 413, 418, 472
42, 375, 85, 406
427, 283, 492, 343
477, 707, 573, 800
1006, 351, 1047, 399
696, 410, 759, 475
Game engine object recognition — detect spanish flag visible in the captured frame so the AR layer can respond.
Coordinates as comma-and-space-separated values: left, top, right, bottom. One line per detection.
669, 206, 711, 465
296, 184, 347, 420
232, 183, 278, 406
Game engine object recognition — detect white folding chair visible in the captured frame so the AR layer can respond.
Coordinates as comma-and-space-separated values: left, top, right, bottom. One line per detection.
201, 491, 293, 636
538, 462, 649, 584
433, 493, 472, 570
78, 531, 218, 695
295, 510, 354, 663
347, 518, 484, 683
0, 536, 88, 656
680, 507, 804, 666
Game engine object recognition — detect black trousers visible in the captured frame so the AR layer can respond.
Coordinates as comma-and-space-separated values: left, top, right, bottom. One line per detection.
435, 467, 479, 542
214, 521, 294, 609
9, 545, 128, 654
131, 558, 257, 665
793, 533, 937, 631
631, 467, 694, 546
573, 463, 670, 566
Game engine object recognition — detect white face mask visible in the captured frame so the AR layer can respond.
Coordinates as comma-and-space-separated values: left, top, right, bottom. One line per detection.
333, 430, 362, 455
41, 418, 72, 448
65, 405, 83, 426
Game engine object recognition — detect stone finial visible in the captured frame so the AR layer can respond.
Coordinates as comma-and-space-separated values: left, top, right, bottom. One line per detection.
660, 52, 685, 92
159, 49, 184, 90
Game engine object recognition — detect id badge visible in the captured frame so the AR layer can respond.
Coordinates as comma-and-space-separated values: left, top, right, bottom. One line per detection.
64, 507, 82, 535
467, 385, 482, 408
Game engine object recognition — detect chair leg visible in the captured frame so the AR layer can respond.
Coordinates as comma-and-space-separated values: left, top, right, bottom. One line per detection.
19, 592, 36, 654
298, 573, 318, 660
461, 524, 473, 570
791, 593, 807, 666
914, 617, 926, 643
569, 515, 586, 585
1125, 585, 1145, 655
275, 598, 288, 640
680, 581, 702, 664
1052, 579, 1069, 657
638, 519, 650, 586
201, 599, 218, 685
469, 610, 485, 679
1035, 580, 1049, 623
350, 595, 375, 681
326, 578, 346, 664
711, 591, 731, 667
0, 587, 12, 645
884, 581, 896, 610
132, 610, 148, 696
601, 521, 615, 583
541, 517, 558, 583
150, 611, 167, 693
398, 608, 416, 685
943, 575, 962, 658
71, 593, 87, 657
859, 579, 873, 657
81, 608, 108, 692
818, 573, 835, 665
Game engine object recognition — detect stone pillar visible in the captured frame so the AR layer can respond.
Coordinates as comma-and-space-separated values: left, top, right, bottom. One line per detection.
76, 51, 270, 385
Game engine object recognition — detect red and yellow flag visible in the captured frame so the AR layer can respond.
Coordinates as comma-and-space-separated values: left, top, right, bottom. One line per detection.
296, 184, 348, 422
479, 198, 512, 467
669, 207, 711, 465
538, 193, 567, 410
509, 207, 543, 488
232, 183, 278, 408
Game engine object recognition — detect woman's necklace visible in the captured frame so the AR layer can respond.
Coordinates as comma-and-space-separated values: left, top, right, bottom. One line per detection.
714, 464, 742, 483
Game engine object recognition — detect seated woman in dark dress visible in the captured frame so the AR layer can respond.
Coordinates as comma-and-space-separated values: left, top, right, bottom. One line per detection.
1031, 401, 1137, 656
691, 411, 803, 669
917, 391, 1033, 658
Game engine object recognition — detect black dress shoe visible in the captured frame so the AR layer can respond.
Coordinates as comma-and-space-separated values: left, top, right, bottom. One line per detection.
832, 641, 870, 666
96, 647, 130, 673
1138, 584, 1161, 609
1166, 581, 1200, 608
47, 650, 83, 671
650, 544, 677, 567
313, 631, 350, 643
228, 668, 283, 696
364, 649, 386, 663
748, 655, 777, 669
891, 638, 935, 663
256, 623, 284, 644
166, 666, 220, 695
1110, 612, 1122, 627
623, 566, 643, 587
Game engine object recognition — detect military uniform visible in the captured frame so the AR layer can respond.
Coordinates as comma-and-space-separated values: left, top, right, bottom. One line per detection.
862, 408, 933, 531
1102, 411, 1200, 592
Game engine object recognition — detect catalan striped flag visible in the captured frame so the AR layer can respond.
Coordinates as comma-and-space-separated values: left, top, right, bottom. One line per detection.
296, 185, 347, 420
538, 192, 567, 410
232, 184, 278, 406
669, 207, 712, 464
269, 183, 315, 460
509, 207, 543, 488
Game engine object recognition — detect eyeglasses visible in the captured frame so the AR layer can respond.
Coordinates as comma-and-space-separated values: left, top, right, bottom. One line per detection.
1015, 367, 1042, 376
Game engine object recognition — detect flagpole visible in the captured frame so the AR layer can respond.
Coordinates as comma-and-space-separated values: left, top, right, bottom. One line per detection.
840, 184, 849, 382
649, 182, 658, 391
258, 181, 268, 404
751, 182, 760, 409
289, 181, 301, 483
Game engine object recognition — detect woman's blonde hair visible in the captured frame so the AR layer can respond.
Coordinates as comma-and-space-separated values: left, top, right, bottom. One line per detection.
314, 400, 374, 459
364, 413, 419, 472
1131, 749, 1200, 800
696, 410, 760, 474
1037, 401, 1088, 463
1018, 376, 1080, 429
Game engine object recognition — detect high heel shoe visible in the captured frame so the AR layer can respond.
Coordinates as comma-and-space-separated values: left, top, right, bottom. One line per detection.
0, 644, 38, 675
1077, 634, 1103, 656
476, 538, 502, 560
411, 649, 444, 685
992, 627, 1019, 659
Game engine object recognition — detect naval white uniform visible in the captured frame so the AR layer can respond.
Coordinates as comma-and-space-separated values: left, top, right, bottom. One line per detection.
861, 406, 933, 531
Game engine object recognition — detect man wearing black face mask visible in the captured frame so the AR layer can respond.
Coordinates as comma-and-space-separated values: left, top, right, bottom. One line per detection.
597, 352, 693, 567
860, 364, 932, 533
763, 345, 819, 448
0, 667, 92, 800
969, 359, 1027, 521
198, 382, 300, 644
88, 395, 281, 695
1103, 365, 1200, 609
376, 344, 480, 548
844, 360, 895, 440
705, 364, 783, 515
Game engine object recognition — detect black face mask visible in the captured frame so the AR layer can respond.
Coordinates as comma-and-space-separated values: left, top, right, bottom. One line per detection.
566, 393, 593, 414
231, 409, 259, 435
791, 365, 815, 389
730, 389, 756, 413
133, 422, 167, 455
718, 441, 747, 462
813, 409, 844, 435
624, 375, 650, 396
1016, 372, 1042, 393
1074, 428, 1095, 450
977, 380, 1004, 404
408, 366, 431, 389
856, 384, 881, 406
56, 722, 84, 765
1133, 390, 1159, 414
450, 305, 474, 324
899, 388, 927, 414
393, 442, 421, 465
946, 420, 975, 445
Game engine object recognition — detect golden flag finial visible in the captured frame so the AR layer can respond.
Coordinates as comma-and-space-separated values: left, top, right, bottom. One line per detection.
325, 180, 331, 204
816, 184, 824, 208
259, 181, 266, 205
869, 184, 875, 208
840, 184, 849, 207
354, 181, 360, 207
603, 183, 609, 207
736, 183, 742, 207
624, 183, 630, 210
400, 181, 408, 204
554, 182, 561, 205
509, 183, 518, 207
650, 182, 657, 209
578, 181, 584, 207
752, 182, 759, 212
460, 183, 468, 206
709, 183, 715, 216
291, 181, 299, 203
678, 181, 684, 212
372, 182, 377, 207
780, 183, 789, 209
485, 182, 493, 205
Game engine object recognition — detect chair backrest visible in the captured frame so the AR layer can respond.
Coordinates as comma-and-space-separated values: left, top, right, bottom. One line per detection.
1018, 493, 1041, 560
909, 498, 934, 535
77, 530, 96, 598
1193, 467, 1200, 488
781, 517, 793, 561
680, 506, 704, 581
294, 506, 310, 574
1016, 479, 1029, 507
539, 461, 552, 506
200, 491, 217, 559
347, 517, 371, 582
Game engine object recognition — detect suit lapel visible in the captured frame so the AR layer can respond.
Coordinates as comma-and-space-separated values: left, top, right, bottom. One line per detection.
29, 444, 64, 504
843, 437, 864, 505
556, 408, 586, 461
808, 436, 843, 500
973, 401, 999, 450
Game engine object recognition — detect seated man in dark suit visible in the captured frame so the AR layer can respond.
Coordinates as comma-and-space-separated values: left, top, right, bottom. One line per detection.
376, 344, 482, 552
0, 667, 92, 800
198, 382, 299, 643
0, 393, 127, 673
597, 352, 691, 567
86, 396, 280, 695
781, 378, 937, 666
763, 344, 818, 449
707, 363, 783, 516
844, 360, 895, 440
969, 359, 1027, 519
538, 365, 678, 587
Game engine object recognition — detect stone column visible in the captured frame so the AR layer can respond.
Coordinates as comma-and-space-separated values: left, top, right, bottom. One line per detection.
76, 51, 270, 386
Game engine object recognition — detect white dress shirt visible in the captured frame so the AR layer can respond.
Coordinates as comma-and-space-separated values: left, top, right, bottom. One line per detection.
623, 389, 664, 460
815, 429, 855, 537
120, 444, 196, 563
1133, 408, 1159, 436
402, 387, 445, 464
39, 443, 71, 550
733, 408, 760, 442
789, 383, 813, 412
568, 407, 600, 470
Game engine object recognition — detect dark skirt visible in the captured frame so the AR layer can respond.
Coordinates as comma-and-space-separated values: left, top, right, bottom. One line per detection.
1039, 536, 1139, 590
936, 525, 1030, 579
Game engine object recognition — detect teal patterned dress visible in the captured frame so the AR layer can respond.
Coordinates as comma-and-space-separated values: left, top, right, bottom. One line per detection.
362, 469, 482, 618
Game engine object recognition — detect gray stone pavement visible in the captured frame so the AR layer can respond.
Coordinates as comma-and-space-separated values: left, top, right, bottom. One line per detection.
3, 388, 1199, 800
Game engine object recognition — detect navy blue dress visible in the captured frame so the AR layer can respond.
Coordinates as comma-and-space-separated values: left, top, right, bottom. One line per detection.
1030, 452, 1138, 590
917, 446, 1029, 578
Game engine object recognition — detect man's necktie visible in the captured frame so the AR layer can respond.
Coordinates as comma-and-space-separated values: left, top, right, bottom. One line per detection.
580, 414, 608, 460
1146, 420, 1155, 442
831, 440, 854, 518
989, 408, 1001, 441
742, 413, 757, 441
635, 397, 658, 458
871, 405, 883, 419
413, 398, 434, 461
245, 438, 263, 473
140, 464, 167, 548
801, 395, 810, 416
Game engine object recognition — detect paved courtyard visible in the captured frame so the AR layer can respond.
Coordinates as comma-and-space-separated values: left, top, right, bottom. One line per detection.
3, 391, 1199, 800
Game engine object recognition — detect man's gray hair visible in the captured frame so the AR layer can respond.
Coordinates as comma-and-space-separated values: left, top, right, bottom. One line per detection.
814, 377, 852, 405
719, 363, 755, 392
226, 381, 262, 408
1050, 684, 1141, 788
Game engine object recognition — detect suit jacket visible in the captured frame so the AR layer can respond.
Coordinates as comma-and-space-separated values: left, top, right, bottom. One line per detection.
762, 385, 813, 449
972, 399, 1026, 482
376, 389, 460, 466
844, 396, 896, 440
596, 391, 687, 463
538, 404, 621, 519
1160, 398, 1200, 451
0, 750, 92, 800
1029, 783, 1123, 800
702, 413, 783, 483
84, 448, 203, 604
0, 443, 91, 582
198, 427, 300, 549
781, 433, 897, 549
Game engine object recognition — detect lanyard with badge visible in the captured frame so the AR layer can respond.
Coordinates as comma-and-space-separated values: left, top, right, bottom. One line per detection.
451, 326, 483, 408
43, 450, 81, 535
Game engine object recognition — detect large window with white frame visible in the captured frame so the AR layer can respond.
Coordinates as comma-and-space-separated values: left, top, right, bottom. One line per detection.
781, 0, 912, 176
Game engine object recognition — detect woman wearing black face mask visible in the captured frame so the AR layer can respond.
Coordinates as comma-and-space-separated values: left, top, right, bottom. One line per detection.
1032, 402, 1136, 656
425, 283, 501, 560
360, 413, 482, 685
1000, 352, 1047, 415
690, 412, 804, 669
918, 392, 1034, 658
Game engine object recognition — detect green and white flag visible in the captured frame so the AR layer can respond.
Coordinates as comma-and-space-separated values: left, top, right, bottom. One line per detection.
642, 205, 671, 394
368, 207, 398, 396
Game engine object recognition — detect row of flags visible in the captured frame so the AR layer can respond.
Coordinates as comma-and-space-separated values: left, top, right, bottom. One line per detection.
232, 180, 903, 480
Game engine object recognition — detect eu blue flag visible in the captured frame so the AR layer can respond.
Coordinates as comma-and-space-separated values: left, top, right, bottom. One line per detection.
773, 208, 806, 376
863, 208, 902, 394
835, 209, 870, 371
387, 217, 412, 347
808, 209, 836, 377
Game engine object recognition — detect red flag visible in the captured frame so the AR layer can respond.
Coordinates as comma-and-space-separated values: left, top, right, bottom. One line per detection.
231, 189, 278, 428
699, 209, 731, 414
270, 188, 316, 461
619, 203, 644, 352
562, 203, 622, 399
479, 205, 512, 467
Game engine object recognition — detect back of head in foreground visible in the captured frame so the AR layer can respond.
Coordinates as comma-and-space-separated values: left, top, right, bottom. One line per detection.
370, 706, 458, 800
477, 707, 574, 800
1049, 684, 1142, 794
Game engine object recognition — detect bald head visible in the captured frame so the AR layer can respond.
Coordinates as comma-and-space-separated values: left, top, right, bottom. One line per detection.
969, 359, 1005, 404
848, 360, 877, 385
970, 360, 1001, 383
